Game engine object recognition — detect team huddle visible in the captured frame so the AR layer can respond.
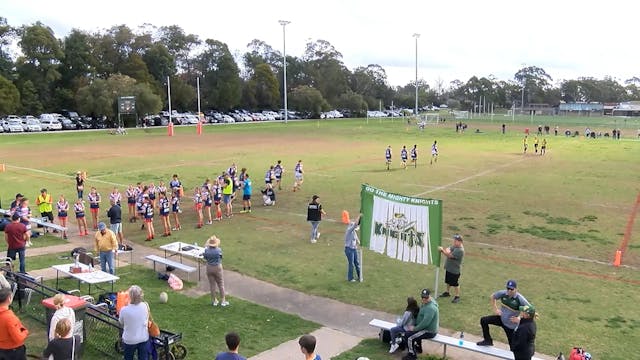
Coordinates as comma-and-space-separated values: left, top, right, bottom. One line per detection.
386, 142, 438, 170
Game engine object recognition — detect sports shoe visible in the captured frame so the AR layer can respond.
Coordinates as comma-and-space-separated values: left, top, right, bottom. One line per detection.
476, 340, 493, 346
452, 296, 460, 303
389, 342, 400, 353
220, 301, 229, 307
206, 221, 212, 225
212, 299, 219, 306
316, 232, 321, 239
439, 291, 450, 298
349, 279, 356, 282
310, 239, 317, 244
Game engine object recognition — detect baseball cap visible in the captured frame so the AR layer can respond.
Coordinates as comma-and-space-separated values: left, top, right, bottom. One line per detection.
519, 304, 535, 316
453, 234, 463, 241
506, 279, 517, 289
11, 213, 20, 221
15, 193, 23, 198
98, 222, 107, 230
420, 288, 431, 298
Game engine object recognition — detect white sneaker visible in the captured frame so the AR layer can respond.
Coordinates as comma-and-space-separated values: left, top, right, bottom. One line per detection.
310, 239, 317, 243
389, 342, 400, 353
212, 299, 219, 306
316, 232, 321, 239
220, 301, 229, 307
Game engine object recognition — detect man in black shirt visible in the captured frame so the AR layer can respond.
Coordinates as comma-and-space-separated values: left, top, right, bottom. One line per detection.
306, 195, 326, 244
107, 200, 124, 247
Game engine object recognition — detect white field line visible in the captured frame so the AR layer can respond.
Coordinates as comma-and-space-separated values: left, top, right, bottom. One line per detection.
313, 172, 335, 178
408, 184, 484, 193
7, 164, 125, 187
89, 157, 238, 179
411, 158, 527, 197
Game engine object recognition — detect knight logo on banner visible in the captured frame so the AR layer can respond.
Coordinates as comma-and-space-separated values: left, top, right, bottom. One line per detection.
360, 184, 442, 266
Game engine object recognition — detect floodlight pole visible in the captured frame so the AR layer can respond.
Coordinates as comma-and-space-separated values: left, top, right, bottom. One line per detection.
279, 20, 291, 124
520, 63, 526, 114
413, 33, 420, 117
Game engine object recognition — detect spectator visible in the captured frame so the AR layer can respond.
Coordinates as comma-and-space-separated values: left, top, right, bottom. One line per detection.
240, 173, 252, 214
0, 287, 29, 359
298, 334, 321, 360
36, 188, 55, 232
476, 279, 530, 347
344, 214, 361, 282
9, 193, 23, 215
94, 222, 118, 274
119, 285, 149, 360
15, 198, 32, 247
204, 235, 228, 307
107, 199, 124, 247
401, 289, 439, 360
388, 297, 420, 353
4, 213, 28, 273
306, 195, 326, 244
510, 304, 537, 360
75, 171, 85, 200
215, 332, 246, 360
438, 234, 465, 303
48, 294, 76, 341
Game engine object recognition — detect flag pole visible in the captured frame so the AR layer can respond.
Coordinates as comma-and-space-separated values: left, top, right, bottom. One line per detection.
359, 248, 364, 282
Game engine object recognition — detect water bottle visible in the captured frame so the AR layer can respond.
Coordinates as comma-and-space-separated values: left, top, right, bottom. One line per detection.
458, 331, 464, 346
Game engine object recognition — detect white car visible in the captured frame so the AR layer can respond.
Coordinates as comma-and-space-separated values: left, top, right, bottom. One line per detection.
221, 115, 235, 123
5, 119, 24, 132
181, 114, 200, 124
23, 118, 42, 132
39, 114, 63, 131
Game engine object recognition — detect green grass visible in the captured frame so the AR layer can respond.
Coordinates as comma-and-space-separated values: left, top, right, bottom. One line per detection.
332, 338, 444, 360
26, 251, 71, 272
26, 233, 68, 249
1, 117, 640, 359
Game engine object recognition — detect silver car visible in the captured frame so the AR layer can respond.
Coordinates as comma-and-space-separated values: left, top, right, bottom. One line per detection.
5, 119, 24, 132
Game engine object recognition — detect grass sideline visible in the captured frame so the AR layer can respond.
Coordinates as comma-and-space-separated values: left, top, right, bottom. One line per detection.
1, 117, 639, 359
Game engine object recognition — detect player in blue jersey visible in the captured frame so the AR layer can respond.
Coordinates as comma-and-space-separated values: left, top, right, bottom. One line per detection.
410, 144, 418, 168
400, 146, 408, 169
385, 145, 392, 170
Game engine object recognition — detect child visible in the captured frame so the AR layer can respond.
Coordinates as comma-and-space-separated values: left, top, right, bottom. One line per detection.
202, 185, 213, 225
109, 187, 122, 207
126, 184, 136, 222
16, 198, 33, 246
74, 198, 88, 236
87, 187, 101, 230
56, 195, 69, 239
171, 190, 181, 231
142, 195, 154, 241
193, 187, 203, 228
261, 184, 276, 206
212, 182, 223, 221
388, 297, 420, 353
158, 192, 171, 237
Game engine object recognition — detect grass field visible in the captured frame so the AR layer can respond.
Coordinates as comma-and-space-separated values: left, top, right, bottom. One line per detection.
1, 117, 639, 359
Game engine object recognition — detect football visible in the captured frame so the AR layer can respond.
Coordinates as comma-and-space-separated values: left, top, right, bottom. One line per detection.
159, 291, 168, 303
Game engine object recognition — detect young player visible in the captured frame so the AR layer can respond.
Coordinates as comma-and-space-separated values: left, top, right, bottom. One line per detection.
109, 187, 122, 207
126, 184, 137, 222
194, 187, 204, 228
158, 192, 171, 236
523, 136, 529, 154
148, 182, 157, 208
212, 182, 223, 221
533, 136, 539, 154
273, 160, 285, 190
142, 195, 155, 240
171, 190, 181, 231
264, 166, 275, 185
87, 187, 101, 230
136, 185, 147, 229
56, 194, 69, 239
540, 138, 547, 155
202, 184, 213, 224
430, 141, 438, 165
410, 144, 418, 168
240, 173, 252, 213
400, 146, 408, 169
293, 160, 304, 192
74, 198, 88, 236
385, 145, 392, 170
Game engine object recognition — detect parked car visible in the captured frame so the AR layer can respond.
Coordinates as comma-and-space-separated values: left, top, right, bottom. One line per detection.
5, 119, 24, 132
181, 114, 200, 124
23, 118, 42, 132
60, 118, 76, 130
221, 115, 235, 123
39, 114, 63, 130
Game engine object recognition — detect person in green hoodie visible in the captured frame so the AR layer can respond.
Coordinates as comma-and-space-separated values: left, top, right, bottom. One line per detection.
401, 288, 439, 360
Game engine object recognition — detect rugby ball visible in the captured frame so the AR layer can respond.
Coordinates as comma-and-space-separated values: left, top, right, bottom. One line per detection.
159, 291, 168, 304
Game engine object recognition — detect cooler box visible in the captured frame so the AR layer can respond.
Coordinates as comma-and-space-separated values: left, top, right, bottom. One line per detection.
42, 294, 87, 354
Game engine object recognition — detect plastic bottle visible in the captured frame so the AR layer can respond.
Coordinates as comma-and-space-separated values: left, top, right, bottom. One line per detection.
458, 331, 464, 346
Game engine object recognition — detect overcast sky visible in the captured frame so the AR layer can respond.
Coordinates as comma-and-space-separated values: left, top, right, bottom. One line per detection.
2, 0, 637, 88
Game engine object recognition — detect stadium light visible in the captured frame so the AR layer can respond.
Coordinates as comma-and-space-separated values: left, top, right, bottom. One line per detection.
413, 33, 420, 116
279, 20, 291, 124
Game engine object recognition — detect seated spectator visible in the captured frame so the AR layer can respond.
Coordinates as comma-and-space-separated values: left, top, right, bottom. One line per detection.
261, 184, 276, 206
388, 297, 420, 353
401, 289, 439, 360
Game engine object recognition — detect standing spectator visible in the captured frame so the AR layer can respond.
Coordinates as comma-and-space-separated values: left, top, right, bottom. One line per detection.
410, 145, 417, 168
306, 195, 326, 244
42, 318, 81, 360
215, 332, 246, 360
438, 234, 465, 303
75, 171, 85, 200
385, 145, 392, 170
94, 222, 118, 274
298, 334, 321, 360
476, 279, 530, 346
510, 304, 537, 360
240, 173, 252, 214
74, 198, 88, 236
292, 160, 304, 192
87, 187, 101, 230
119, 285, 149, 360
9, 193, 23, 215
36, 188, 55, 232
107, 200, 124, 247
402, 289, 439, 360
203, 235, 228, 307
273, 160, 285, 190
4, 214, 28, 273
222, 175, 234, 218
0, 288, 29, 359
56, 195, 69, 239
15, 198, 32, 247
344, 214, 361, 282
388, 297, 420, 353
48, 294, 76, 341
430, 141, 438, 165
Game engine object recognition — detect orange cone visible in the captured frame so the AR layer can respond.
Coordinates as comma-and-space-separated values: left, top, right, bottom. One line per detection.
0, 163, 5, 172
613, 249, 622, 267
342, 210, 350, 224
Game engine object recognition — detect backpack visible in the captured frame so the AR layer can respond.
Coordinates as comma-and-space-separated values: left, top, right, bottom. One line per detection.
98, 292, 118, 315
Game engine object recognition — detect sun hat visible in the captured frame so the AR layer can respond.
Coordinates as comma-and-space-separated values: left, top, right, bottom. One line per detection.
206, 236, 220, 247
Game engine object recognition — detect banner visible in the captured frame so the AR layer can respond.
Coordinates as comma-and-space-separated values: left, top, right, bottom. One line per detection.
360, 184, 442, 266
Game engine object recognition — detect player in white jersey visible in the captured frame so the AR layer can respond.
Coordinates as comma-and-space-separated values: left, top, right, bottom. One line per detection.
430, 141, 438, 164
293, 160, 304, 192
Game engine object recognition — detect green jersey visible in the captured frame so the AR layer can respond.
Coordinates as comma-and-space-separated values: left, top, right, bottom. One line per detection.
444, 246, 464, 274
414, 299, 439, 333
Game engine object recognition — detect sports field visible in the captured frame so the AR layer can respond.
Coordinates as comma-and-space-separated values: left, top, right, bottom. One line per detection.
1, 117, 639, 359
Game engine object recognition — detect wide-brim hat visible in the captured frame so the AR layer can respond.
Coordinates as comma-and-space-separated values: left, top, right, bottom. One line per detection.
206, 236, 220, 247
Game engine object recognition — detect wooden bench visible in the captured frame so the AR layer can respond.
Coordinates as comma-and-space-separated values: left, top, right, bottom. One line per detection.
144, 255, 196, 280
369, 319, 543, 360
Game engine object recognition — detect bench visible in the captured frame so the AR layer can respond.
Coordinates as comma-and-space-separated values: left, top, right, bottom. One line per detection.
144, 255, 196, 281
369, 319, 543, 360
0, 209, 67, 234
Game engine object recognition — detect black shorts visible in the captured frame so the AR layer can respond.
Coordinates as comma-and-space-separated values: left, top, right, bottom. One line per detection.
242, 194, 251, 201
445, 271, 460, 287
41, 211, 54, 222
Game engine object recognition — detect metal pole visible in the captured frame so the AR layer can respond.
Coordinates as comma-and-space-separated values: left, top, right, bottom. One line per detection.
413, 33, 420, 117
196, 77, 201, 116
167, 76, 172, 123
279, 20, 291, 124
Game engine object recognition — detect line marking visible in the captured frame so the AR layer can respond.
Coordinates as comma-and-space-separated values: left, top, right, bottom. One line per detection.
408, 184, 484, 193
6, 164, 125, 187
411, 158, 527, 197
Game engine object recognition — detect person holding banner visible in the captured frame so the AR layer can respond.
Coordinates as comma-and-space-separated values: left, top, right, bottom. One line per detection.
306, 195, 326, 244
438, 234, 464, 303
344, 214, 362, 282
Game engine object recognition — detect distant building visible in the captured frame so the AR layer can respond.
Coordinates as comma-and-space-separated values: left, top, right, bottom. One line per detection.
558, 102, 604, 116
611, 101, 640, 117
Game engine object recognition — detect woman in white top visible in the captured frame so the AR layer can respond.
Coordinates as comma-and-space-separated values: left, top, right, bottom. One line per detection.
49, 294, 76, 341
119, 285, 150, 360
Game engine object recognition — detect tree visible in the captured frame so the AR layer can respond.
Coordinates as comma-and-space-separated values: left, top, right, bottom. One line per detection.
158, 25, 200, 74
243, 39, 280, 77
248, 63, 279, 110
0, 17, 16, 78
60, 29, 96, 94
334, 90, 367, 116
302, 39, 349, 106
0, 74, 20, 114
350, 64, 393, 106
288, 85, 329, 117
514, 66, 553, 105
19, 80, 42, 115
195, 39, 242, 111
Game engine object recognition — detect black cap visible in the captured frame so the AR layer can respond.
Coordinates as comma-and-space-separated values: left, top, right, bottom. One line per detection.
421, 288, 431, 298
11, 213, 20, 221
15, 193, 23, 198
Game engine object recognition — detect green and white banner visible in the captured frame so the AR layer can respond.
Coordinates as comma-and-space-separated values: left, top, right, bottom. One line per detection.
360, 184, 442, 266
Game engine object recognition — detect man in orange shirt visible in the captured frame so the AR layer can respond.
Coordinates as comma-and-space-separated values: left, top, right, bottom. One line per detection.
0, 287, 29, 359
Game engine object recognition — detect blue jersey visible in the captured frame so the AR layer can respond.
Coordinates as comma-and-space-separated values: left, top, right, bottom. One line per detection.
385, 148, 392, 160
243, 178, 252, 195
401, 148, 408, 160
159, 198, 170, 216
411, 147, 417, 159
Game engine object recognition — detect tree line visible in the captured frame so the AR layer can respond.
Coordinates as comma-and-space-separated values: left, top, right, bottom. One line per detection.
2, 17, 640, 119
